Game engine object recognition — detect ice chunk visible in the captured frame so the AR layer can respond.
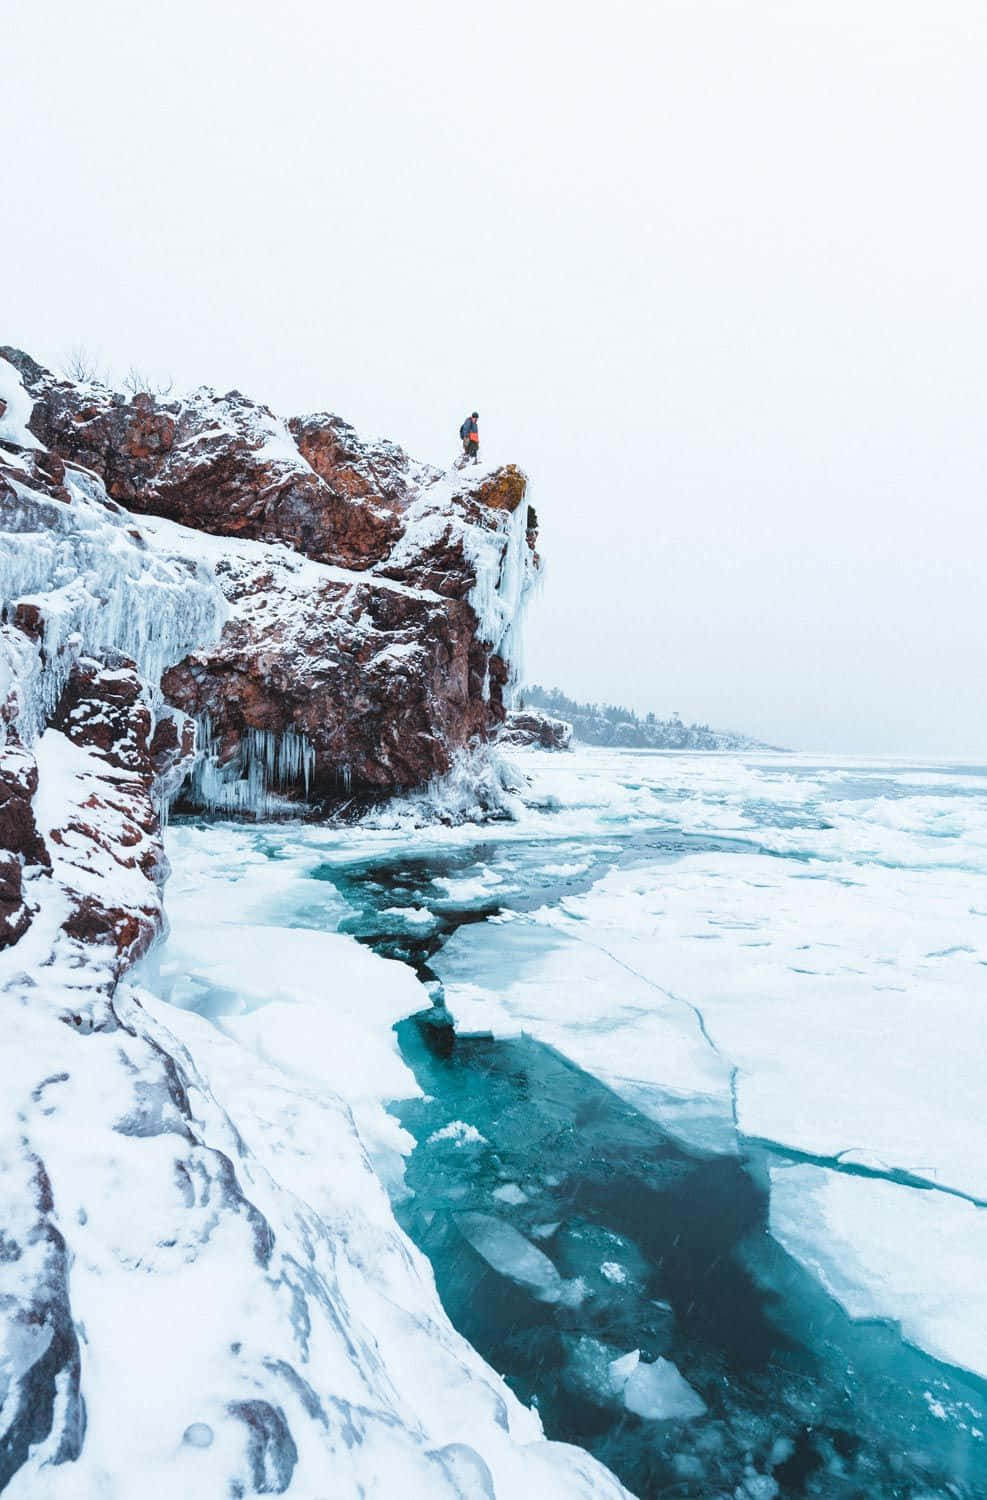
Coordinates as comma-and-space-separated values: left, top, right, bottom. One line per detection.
182, 1423, 214, 1448
432, 867, 503, 902
608, 1349, 640, 1385
427, 1121, 488, 1148
622, 1357, 707, 1422
567, 1339, 706, 1423
428, 1443, 496, 1500
383, 906, 439, 930
454, 1213, 564, 1302
492, 1183, 528, 1205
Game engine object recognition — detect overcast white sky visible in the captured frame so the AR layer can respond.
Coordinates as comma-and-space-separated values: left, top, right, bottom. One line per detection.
5, 0, 986, 754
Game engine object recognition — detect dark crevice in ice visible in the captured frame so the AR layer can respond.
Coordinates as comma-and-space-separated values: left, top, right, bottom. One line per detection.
256, 823, 987, 1498
749, 1138, 987, 1212
391, 1018, 987, 1500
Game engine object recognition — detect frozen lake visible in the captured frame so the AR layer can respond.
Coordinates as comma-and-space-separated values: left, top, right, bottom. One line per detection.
144, 746, 987, 1497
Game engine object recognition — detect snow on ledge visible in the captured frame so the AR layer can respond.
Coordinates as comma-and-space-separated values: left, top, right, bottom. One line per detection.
0, 356, 43, 449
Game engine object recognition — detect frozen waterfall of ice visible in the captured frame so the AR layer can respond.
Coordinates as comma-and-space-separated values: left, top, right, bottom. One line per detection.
185, 716, 316, 817
0, 457, 226, 747
461, 496, 537, 700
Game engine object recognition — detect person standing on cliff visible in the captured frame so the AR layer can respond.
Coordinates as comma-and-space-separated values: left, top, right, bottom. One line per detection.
459, 411, 479, 465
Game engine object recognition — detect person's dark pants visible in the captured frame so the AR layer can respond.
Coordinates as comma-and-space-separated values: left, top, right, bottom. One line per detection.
464, 438, 478, 462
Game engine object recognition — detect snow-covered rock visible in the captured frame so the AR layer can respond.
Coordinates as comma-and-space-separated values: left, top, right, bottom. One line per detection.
498, 709, 572, 751
2, 346, 540, 808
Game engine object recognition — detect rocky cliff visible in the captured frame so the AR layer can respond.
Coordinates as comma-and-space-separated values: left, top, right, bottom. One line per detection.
0, 353, 635, 1500
2, 348, 539, 815
0, 341, 541, 1011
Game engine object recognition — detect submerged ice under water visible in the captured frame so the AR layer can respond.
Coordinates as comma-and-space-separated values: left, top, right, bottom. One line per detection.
148, 748, 987, 1499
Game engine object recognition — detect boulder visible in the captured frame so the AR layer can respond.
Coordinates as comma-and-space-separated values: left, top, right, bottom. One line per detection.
499, 709, 573, 751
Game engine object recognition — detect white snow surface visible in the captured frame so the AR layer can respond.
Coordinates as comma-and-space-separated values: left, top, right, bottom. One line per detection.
8, 648, 987, 1489
0, 357, 43, 449
1, 977, 629, 1499
380, 460, 537, 693
136, 508, 449, 609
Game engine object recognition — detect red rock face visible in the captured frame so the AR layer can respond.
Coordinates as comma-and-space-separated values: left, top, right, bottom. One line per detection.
0, 658, 175, 963
5, 349, 438, 572
3, 347, 540, 804
0, 748, 49, 948
160, 559, 503, 796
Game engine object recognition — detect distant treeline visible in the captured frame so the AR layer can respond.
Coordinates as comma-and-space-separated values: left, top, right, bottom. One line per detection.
520, 685, 780, 752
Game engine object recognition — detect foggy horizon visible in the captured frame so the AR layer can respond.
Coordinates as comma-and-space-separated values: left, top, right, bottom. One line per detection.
6, 0, 987, 757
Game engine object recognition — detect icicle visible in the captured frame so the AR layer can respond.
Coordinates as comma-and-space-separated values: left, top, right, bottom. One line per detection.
182, 717, 316, 817
461, 497, 537, 704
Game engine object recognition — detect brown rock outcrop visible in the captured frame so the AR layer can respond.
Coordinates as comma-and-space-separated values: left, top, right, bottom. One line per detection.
0, 748, 49, 948
3, 348, 439, 572
498, 709, 573, 751
160, 549, 506, 799
3, 347, 540, 806
47, 658, 169, 962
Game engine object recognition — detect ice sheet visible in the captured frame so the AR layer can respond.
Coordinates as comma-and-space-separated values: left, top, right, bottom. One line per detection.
423, 745, 987, 1383
435, 921, 738, 1157
521, 852, 987, 1198
770, 1164, 987, 1381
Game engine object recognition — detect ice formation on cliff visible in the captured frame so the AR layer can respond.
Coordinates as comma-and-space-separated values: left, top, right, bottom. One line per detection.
0, 385, 225, 748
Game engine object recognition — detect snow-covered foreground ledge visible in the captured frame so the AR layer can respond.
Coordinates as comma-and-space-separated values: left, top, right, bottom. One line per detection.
0, 922, 629, 1497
